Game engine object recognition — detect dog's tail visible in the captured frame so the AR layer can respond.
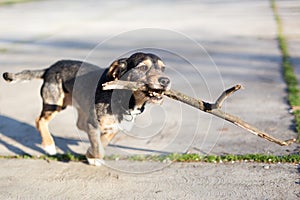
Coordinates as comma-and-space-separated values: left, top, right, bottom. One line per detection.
2, 69, 46, 83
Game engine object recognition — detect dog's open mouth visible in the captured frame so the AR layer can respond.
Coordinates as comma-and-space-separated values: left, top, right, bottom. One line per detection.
146, 89, 165, 104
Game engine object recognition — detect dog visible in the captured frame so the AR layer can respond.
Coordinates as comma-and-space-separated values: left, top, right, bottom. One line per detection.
2, 52, 171, 166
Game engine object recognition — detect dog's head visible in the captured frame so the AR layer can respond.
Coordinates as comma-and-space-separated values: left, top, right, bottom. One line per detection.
106, 52, 171, 107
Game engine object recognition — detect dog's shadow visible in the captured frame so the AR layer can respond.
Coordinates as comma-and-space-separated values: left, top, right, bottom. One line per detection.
0, 115, 81, 156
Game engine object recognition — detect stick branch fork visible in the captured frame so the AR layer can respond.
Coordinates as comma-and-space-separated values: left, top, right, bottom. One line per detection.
102, 80, 296, 146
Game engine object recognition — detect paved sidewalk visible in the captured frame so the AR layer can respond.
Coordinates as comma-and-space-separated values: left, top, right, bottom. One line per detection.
0, 0, 299, 199
0, 159, 299, 200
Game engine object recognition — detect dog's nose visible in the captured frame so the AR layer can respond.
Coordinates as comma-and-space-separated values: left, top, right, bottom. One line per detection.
158, 77, 170, 88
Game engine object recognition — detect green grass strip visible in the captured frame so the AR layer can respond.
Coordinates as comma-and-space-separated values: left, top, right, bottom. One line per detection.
271, 0, 300, 141
1, 153, 300, 164
0, 0, 38, 6
122, 153, 300, 163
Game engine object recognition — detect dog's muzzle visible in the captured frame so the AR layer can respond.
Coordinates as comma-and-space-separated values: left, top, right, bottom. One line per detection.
147, 76, 171, 104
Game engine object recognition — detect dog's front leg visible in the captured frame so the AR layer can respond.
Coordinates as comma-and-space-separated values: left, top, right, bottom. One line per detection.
85, 118, 105, 166
99, 115, 119, 147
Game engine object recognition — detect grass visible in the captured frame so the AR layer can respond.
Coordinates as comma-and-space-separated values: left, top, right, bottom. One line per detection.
271, 0, 300, 141
1, 153, 300, 164
0, 152, 86, 162
0, 48, 8, 53
0, 0, 38, 6
124, 153, 300, 163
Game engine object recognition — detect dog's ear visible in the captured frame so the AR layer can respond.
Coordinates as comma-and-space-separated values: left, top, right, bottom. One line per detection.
106, 58, 127, 80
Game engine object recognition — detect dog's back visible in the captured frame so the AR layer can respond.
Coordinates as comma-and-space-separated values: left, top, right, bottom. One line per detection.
3, 60, 101, 91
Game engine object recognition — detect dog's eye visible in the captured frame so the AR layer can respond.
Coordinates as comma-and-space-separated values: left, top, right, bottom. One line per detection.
139, 64, 149, 71
161, 66, 166, 72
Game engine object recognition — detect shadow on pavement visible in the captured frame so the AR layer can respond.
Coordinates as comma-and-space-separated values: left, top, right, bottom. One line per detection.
0, 115, 82, 156
0, 115, 43, 155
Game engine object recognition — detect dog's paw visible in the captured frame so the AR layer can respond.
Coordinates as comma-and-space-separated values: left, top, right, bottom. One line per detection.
86, 157, 105, 166
43, 144, 57, 155
86, 147, 105, 166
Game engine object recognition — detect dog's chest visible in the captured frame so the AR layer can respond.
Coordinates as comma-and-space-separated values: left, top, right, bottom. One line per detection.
99, 107, 142, 134
119, 108, 141, 132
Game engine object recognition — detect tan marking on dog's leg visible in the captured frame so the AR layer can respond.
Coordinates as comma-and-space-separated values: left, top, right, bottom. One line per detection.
37, 78, 65, 155
100, 133, 117, 147
99, 115, 119, 147
36, 111, 58, 155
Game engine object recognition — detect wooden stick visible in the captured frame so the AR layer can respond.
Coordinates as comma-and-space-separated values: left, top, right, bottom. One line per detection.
102, 81, 296, 146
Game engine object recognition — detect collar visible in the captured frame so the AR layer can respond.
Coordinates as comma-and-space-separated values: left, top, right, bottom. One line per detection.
122, 106, 143, 122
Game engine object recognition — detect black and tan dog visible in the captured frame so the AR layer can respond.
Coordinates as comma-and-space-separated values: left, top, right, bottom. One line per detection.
3, 52, 171, 166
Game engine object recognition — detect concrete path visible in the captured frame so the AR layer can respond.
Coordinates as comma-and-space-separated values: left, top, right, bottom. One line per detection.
0, 0, 299, 199
0, 159, 299, 200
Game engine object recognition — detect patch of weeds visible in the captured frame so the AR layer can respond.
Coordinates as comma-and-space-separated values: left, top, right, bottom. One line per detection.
104, 154, 121, 161
175, 153, 201, 162
116, 153, 300, 164
0, 152, 86, 162
164, 153, 300, 163
0, 48, 8, 53
271, 0, 300, 141
0, 0, 39, 6
55, 152, 86, 162
128, 154, 147, 161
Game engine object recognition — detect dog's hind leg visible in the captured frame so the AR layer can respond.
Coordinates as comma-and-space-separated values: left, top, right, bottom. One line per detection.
36, 78, 65, 155
36, 109, 59, 155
